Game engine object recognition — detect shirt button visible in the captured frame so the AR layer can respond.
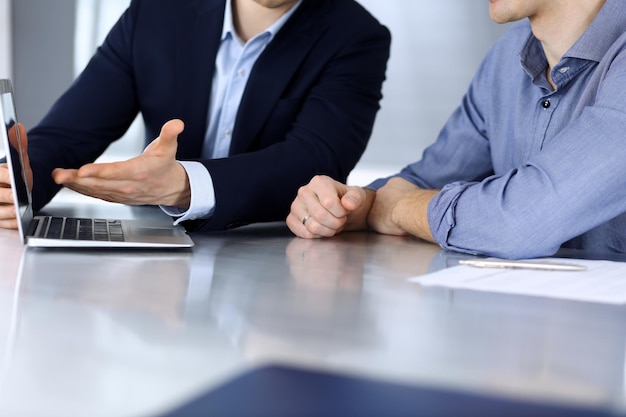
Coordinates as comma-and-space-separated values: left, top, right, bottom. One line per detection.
237, 68, 246, 78
542, 99, 551, 109
224, 128, 232, 136
559, 67, 569, 74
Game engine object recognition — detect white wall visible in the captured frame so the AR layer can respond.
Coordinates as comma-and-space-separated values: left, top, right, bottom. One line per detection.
350, 1, 510, 183
0, 0, 11, 78
74, 0, 131, 76
74, 0, 142, 160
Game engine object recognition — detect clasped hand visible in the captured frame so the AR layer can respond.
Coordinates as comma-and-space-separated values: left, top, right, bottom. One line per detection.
288, 175, 437, 242
53, 119, 191, 209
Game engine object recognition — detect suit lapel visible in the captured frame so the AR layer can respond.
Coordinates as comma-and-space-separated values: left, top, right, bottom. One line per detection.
174, 0, 225, 159
229, 0, 330, 155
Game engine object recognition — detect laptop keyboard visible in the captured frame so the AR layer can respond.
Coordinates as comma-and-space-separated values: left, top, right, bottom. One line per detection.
37, 216, 125, 242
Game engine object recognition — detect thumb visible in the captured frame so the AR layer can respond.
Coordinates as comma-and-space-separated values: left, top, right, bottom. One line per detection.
340, 186, 366, 211
145, 119, 185, 155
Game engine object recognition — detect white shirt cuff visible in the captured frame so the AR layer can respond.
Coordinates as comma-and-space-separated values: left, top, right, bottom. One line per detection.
160, 161, 216, 225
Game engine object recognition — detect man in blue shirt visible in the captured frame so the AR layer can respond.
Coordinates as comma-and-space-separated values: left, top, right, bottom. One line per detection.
289, 0, 626, 259
0, 0, 390, 231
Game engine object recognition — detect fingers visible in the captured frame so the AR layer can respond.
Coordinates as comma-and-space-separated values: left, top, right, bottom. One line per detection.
0, 217, 19, 230
0, 201, 17, 229
287, 175, 365, 238
286, 212, 323, 238
297, 179, 348, 237
52, 168, 153, 205
60, 160, 137, 181
0, 166, 15, 205
286, 199, 329, 239
0, 164, 11, 188
0, 164, 18, 229
0, 184, 13, 200
307, 175, 355, 216
52, 162, 137, 201
0, 189, 17, 230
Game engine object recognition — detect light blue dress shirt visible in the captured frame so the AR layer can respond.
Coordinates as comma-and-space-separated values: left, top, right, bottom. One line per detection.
369, 0, 626, 258
163, 0, 301, 223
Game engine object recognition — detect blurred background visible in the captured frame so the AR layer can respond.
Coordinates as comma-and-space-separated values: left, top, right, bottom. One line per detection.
1, 0, 510, 184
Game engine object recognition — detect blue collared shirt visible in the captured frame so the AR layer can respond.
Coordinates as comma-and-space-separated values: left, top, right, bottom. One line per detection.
370, 0, 626, 258
164, 0, 301, 223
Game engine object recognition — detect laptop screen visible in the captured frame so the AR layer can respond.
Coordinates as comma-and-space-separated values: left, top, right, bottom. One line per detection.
0, 79, 34, 241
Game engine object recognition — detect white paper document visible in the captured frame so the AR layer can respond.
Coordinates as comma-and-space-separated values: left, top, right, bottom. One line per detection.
409, 258, 626, 304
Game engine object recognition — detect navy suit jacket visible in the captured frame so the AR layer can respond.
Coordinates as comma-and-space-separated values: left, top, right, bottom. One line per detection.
27, 0, 391, 231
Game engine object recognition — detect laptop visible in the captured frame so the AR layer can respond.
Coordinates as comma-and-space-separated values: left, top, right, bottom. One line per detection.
0, 78, 194, 248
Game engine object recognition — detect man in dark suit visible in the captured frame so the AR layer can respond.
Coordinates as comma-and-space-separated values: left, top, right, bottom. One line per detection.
0, 0, 390, 232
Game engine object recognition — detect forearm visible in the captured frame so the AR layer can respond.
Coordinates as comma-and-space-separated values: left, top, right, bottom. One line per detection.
390, 189, 438, 242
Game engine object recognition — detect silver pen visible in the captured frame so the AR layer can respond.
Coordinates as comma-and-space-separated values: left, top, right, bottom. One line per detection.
458, 258, 587, 272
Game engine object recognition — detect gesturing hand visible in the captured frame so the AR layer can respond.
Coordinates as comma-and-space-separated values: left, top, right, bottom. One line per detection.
52, 119, 191, 209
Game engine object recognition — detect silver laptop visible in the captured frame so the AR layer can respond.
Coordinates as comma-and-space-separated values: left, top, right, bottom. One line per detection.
0, 79, 194, 248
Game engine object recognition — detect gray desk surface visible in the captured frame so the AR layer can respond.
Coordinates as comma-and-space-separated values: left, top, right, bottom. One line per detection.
0, 194, 624, 417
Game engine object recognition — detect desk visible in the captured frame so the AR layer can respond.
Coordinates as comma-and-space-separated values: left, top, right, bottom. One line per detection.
0, 195, 624, 416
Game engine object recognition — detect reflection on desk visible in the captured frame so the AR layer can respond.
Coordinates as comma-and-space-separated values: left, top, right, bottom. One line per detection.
0, 204, 624, 416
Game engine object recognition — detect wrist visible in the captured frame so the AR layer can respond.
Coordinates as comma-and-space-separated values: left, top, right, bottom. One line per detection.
168, 163, 192, 209
392, 189, 438, 242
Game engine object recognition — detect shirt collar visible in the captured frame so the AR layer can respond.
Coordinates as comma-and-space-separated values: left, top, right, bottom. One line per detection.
521, 0, 626, 66
221, 0, 302, 43
519, 0, 626, 81
565, 0, 626, 62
